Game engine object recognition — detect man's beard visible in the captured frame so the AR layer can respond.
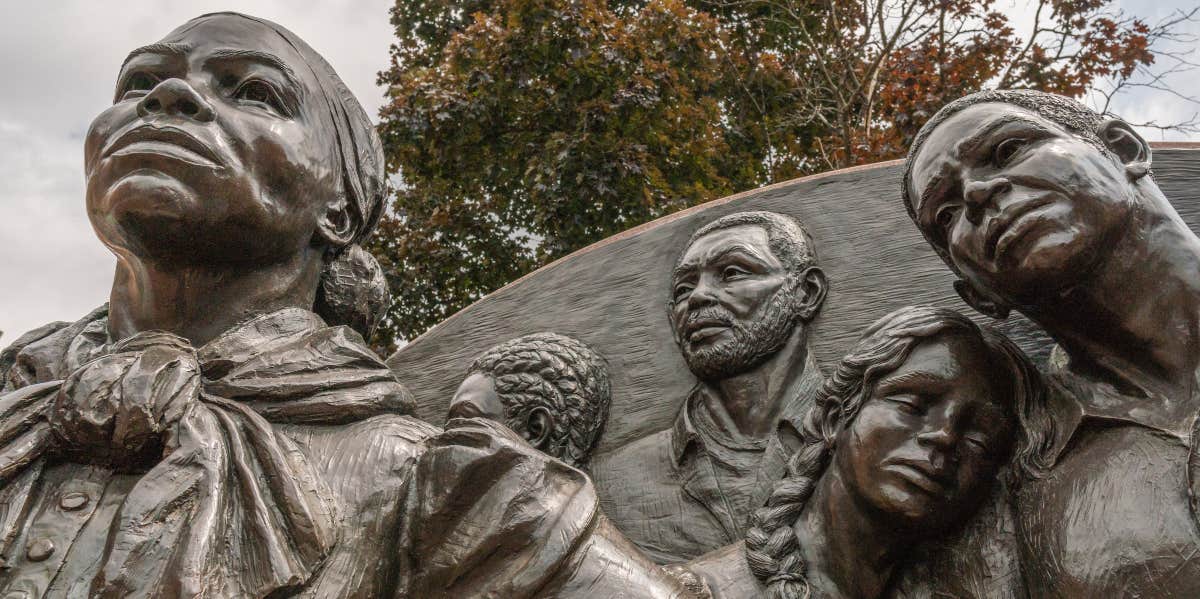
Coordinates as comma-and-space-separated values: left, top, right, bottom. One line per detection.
678, 283, 802, 382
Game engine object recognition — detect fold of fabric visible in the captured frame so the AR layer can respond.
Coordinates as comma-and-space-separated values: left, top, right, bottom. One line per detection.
396, 417, 601, 599
0, 307, 414, 598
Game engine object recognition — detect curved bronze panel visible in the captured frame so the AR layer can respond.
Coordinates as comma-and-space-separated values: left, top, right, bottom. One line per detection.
387, 145, 1200, 454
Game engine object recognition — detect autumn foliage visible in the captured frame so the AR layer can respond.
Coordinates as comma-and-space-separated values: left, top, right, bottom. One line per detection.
371, 0, 1185, 348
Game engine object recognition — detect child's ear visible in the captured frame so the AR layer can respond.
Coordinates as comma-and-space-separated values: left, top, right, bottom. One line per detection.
523, 407, 554, 452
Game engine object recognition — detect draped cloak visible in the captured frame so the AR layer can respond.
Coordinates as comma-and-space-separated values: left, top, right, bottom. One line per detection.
0, 307, 687, 598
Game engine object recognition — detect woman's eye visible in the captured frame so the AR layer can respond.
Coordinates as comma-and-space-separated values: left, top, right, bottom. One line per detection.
962, 435, 989, 453
235, 80, 281, 111
122, 73, 158, 98
993, 137, 1027, 167
886, 394, 923, 415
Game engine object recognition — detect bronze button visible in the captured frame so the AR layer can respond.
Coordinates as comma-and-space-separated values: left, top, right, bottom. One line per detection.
25, 538, 53, 562
59, 491, 89, 511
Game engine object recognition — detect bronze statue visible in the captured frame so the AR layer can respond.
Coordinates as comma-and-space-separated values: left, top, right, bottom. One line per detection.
590, 211, 828, 563
0, 13, 689, 598
679, 306, 1047, 598
905, 89, 1200, 596
448, 332, 611, 468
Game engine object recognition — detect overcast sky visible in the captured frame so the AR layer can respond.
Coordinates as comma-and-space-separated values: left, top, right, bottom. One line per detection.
0, 0, 1197, 343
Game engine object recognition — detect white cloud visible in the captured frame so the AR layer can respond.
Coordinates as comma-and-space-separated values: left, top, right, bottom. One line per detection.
1, 1, 1196, 343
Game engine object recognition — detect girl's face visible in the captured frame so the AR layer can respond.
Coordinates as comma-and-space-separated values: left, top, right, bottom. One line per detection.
833, 333, 1016, 532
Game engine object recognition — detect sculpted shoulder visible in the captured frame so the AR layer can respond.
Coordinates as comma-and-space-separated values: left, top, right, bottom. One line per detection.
589, 428, 679, 508
1017, 423, 1200, 597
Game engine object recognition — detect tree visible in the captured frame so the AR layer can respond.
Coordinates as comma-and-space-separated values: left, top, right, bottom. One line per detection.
709, 0, 1198, 170
372, 0, 1197, 349
372, 0, 774, 349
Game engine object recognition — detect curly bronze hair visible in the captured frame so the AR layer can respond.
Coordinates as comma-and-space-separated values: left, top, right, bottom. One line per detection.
468, 333, 611, 468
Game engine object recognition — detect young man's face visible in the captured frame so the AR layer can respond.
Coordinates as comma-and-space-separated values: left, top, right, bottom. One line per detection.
908, 103, 1136, 304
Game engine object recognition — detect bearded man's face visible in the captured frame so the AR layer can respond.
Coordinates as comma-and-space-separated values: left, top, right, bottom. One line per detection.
670, 225, 801, 381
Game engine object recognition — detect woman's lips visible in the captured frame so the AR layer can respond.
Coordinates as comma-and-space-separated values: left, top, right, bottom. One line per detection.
102, 123, 225, 169
885, 462, 952, 495
110, 140, 219, 167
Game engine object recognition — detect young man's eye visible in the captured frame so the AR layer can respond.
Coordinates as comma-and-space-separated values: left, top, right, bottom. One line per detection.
962, 435, 989, 452
935, 205, 959, 231
993, 137, 1027, 167
885, 394, 923, 415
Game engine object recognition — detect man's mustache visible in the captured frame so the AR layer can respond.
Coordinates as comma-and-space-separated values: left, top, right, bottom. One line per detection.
684, 308, 734, 331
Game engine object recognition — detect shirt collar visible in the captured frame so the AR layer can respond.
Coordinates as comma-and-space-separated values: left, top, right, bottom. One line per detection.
669, 348, 825, 466
1041, 348, 1200, 463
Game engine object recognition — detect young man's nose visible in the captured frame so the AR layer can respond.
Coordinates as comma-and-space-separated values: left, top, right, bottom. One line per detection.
137, 78, 216, 122
962, 177, 1012, 214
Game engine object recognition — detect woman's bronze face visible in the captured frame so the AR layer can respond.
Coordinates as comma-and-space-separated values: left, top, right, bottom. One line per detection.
84, 15, 342, 267
833, 333, 1016, 532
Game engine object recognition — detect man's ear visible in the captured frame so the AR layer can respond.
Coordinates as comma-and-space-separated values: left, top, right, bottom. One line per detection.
794, 266, 829, 321
523, 407, 554, 451
316, 196, 356, 248
667, 301, 683, 347
1099, 118, 1152, 181
954, 279, 1011, 320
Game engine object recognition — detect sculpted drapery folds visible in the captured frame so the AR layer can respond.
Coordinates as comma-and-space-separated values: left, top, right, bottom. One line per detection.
0, 12, 689, 598
904, 89, 1200, 596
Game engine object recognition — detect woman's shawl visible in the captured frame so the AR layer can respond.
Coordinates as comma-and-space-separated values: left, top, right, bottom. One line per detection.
0, 306, 414, 598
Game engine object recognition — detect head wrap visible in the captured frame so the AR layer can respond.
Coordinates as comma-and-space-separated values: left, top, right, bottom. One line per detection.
187, 12, 387, 246
178, 13, 393, 337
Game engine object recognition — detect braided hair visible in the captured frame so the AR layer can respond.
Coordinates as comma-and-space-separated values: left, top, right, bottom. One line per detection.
467, 333, 611, 468
743, 306, 1051, 598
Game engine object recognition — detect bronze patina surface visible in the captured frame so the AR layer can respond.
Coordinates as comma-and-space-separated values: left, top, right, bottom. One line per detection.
6, 11, 1200, 598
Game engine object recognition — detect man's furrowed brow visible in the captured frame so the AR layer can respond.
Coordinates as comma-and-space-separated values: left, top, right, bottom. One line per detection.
672, 262, 697, 282
953, 113, 1052, 160
122, 42, 192, 69
709, 242, 771, 265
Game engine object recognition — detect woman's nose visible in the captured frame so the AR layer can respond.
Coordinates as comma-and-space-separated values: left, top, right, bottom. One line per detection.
137, 78, 215, 122
917, 426, 956, 449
